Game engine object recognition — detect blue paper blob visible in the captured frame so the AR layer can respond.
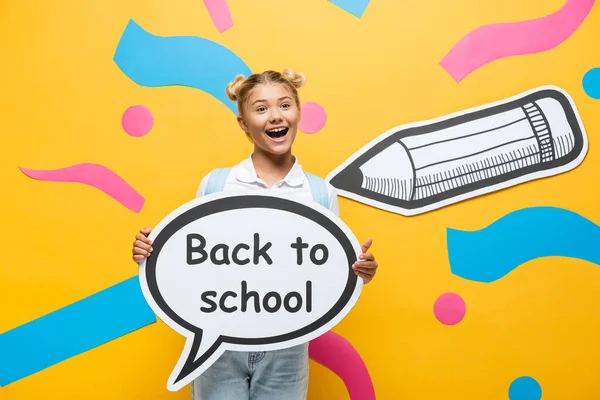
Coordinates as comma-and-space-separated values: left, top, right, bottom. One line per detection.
583, 68, 600, 99
509, 376, 542, 400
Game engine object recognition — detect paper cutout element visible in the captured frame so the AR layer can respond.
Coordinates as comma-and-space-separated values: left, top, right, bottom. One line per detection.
299, 102, 327, 134
113, 19, 251, 114
326, 86, 587, 216
139, 192, 363, 391
309, 331, 376, 400
0, 277, 156, 387
19, 163, 145, 213
122, 105, 154, 137
328, 0, 370, 18
433, 293, 466, 325
203, 0, 233, 32
583, 68, 600, 99
509, 376, 542, 400
440, 0, 596, 82
447, 206, 600, 283
0, 280, 368, 387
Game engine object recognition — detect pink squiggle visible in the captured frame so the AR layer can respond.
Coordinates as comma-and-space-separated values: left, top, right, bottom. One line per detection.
441, 0, 596, 82
19, 163, 145, 213
309, 331, 375, 400
203, 0, 233, 33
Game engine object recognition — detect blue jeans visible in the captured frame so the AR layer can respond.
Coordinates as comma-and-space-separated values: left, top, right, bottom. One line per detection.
191, 343, 309, 400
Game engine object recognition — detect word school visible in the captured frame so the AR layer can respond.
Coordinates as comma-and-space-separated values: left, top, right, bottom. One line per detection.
186, 233, 332, 314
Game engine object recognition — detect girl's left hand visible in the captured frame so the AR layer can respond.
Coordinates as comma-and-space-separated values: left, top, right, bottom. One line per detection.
352, 238, 378, 284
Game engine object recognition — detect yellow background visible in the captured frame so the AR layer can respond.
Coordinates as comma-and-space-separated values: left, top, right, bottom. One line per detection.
1, 0, 600, 398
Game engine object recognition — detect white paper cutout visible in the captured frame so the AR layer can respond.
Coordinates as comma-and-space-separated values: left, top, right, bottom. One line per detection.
138, 192, 363, 391
326, 86, 588, 216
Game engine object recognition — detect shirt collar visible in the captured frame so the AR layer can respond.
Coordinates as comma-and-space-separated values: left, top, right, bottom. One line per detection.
236, 154, 305, 187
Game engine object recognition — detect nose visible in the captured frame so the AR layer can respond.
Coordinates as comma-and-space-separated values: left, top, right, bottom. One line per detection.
269, 108, 283, 123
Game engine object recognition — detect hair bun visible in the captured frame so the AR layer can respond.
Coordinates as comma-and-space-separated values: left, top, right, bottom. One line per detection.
225, 75, 246, 101
282, 68, 306, 89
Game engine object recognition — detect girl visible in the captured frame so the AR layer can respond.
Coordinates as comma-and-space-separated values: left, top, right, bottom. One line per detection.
132, 69, 379, 399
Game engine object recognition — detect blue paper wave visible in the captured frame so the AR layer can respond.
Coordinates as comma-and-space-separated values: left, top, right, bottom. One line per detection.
328, 0, 370, 18
447, 206, 600, 283
113, 19, 252, 113
0, 277, 156, 386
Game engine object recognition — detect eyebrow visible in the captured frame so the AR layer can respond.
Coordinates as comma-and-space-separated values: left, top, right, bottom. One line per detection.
251, 96, 292, 105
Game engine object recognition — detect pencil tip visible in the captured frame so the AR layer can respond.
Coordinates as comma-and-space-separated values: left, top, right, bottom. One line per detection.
328, 162, 364, 194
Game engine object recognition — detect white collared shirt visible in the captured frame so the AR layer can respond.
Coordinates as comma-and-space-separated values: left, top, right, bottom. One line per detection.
196, 154, 340, 216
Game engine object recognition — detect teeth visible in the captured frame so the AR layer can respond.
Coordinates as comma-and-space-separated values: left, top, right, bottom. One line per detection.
268, 127, 286, 133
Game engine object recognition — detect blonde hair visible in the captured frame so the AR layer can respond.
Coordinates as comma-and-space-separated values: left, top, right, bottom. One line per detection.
225, 69, 306, 116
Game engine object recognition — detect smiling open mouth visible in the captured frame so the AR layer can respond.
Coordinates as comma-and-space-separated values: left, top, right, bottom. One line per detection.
266, 127, 289, 139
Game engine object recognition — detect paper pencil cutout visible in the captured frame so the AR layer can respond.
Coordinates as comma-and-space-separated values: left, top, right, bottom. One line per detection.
326, 86, 588, 216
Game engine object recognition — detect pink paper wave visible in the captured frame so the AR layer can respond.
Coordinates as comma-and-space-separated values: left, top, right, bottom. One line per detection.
309, 331, 375, 400
19, 163, 145, 213
441, 0, 596, 82
203, 0, 233, 33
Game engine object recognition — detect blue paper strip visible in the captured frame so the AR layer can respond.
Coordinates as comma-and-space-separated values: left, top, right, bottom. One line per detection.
328, 0, 370, 18
447, 206, 600, 283
0, 276, 156, 386
113, 19, 252, 114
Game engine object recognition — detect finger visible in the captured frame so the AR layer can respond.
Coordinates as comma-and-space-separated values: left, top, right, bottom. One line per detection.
353, 261, 377, 270
133, 253, 149, 263
361, 238, 373, 253
358, 252, 374, 262
140, 227, 153, 236
355, 267, 375, 277
133, 254, 147, 262
136, 233, 152, 244
133, 246, 152, 255
134, 240, 152, 252
353, 265, 377, 275
355, 270, 374, 283
133, 246, 151, 256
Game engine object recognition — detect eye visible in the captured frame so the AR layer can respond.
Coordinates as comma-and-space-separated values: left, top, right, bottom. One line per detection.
256, 106, 266, 112
281, 103, 291, 108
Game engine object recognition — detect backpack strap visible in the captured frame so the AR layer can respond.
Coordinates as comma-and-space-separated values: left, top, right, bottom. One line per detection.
203, 168, 329, 209
304, 172, 330, 209
204, 168, 231, 195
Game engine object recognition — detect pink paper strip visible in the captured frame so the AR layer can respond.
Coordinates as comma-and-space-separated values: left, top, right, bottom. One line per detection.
203, 0, 233, 33
19, 163, 145, 213
441, 0, 596, 82
309, 331, 375, 400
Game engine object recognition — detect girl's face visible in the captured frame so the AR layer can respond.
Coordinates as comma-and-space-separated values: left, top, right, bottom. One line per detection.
238, 83, 300, 156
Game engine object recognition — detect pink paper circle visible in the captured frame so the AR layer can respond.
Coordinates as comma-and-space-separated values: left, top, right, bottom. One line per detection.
434, 292, 466, 325
122, 105, 154, 137
299, 102, 327, 134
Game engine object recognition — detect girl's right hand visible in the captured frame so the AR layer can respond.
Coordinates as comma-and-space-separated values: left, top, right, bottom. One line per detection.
132, 227, 153, 263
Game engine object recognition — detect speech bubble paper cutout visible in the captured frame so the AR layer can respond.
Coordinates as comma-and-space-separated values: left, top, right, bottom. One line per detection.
138, 192, 363, 391
326, 86, 587, 216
